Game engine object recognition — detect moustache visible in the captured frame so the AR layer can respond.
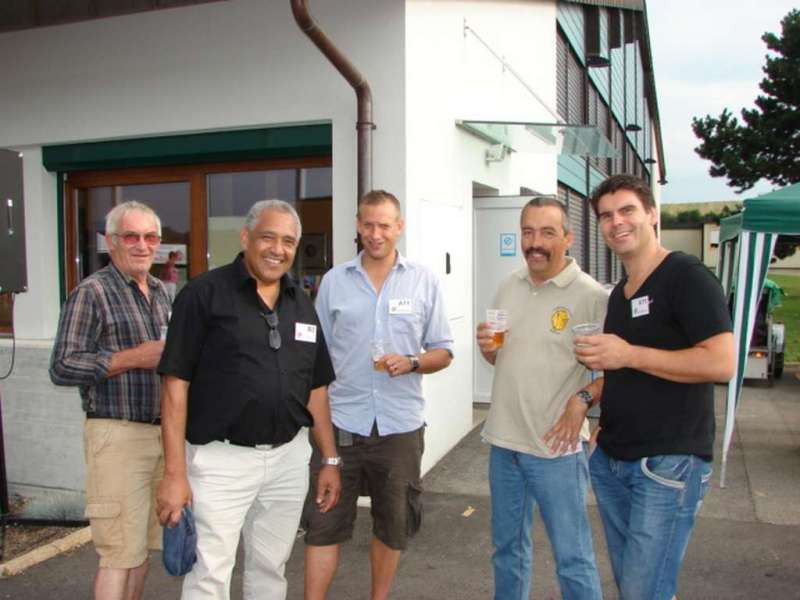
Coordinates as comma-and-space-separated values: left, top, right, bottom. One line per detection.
525, 246, 551, 260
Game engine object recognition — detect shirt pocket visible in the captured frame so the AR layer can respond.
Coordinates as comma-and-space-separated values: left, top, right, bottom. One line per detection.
388, 305, 425, 341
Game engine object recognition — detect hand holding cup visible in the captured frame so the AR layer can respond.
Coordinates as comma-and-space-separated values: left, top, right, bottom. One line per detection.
572, 322, 601, 366
486, 309, 510, 350
371, 340, 387, 371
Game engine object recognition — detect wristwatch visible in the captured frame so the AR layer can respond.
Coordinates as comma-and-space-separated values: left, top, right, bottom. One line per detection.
321, 456, 343, 467
406, 354, 420, 372
576, 390, 593, 406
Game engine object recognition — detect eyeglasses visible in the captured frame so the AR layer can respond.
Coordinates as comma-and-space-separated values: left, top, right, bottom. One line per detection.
114, 232, 162, 246
260, 311, 281, 351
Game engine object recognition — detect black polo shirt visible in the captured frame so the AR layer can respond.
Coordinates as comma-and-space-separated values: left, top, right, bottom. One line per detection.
158, 253, 335, 445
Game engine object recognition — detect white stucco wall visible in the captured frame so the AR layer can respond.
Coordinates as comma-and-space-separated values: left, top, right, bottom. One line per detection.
405, 0, 558, 471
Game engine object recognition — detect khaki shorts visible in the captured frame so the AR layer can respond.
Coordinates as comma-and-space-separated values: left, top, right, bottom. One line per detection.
303, 425, 424, 551
83, 419, 164, 569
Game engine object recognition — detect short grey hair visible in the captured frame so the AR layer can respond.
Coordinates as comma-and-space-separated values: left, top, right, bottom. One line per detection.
244, 199, 302, 239
521, 195, 571, 234
105, 201, 162, 236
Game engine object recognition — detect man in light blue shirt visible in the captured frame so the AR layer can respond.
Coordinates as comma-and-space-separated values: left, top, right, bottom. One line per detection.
304, 190, 453, 600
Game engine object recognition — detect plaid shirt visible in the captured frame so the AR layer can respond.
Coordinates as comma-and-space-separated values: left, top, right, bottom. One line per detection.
50, 263, 171, 422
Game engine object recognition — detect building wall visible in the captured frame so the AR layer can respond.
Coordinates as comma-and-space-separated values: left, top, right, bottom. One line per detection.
661, 227, 703, 260
703, 223, 800, 273
554, 3, 661, 282
405, 0, 558, 471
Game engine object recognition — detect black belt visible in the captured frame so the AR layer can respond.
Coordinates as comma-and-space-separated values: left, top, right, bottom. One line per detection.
217, 438, 287, 449
85, 414, 161, 426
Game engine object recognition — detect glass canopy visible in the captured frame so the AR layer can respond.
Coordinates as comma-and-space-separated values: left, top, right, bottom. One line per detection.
456, 120, 617, 158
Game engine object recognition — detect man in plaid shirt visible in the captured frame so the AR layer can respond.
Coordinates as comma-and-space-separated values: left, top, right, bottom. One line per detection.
50, 201, 170, 600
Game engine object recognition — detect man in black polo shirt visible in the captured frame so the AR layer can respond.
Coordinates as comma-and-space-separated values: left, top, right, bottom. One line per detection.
157, 199, 341, 600
577, 175, 734, 600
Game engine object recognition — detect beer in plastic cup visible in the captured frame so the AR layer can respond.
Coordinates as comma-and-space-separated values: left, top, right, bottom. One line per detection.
371, 340, 386, 371
486, 309, 510, 349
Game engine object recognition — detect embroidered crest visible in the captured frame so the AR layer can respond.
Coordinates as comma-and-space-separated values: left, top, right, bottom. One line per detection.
550, 307, 571, 333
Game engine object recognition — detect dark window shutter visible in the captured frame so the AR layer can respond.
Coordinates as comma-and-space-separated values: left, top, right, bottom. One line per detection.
589, 206, 599, 278
557, 32, 568, 121
564, 187, 586, 270
567, 49, 585, 123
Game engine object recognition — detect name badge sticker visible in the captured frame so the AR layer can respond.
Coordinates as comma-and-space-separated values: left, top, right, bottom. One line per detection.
295, 323, 317, 343
631, 296, 650, 318
389, 298, 413, 315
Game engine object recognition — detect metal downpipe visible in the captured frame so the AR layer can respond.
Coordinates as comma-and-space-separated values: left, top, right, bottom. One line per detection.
290, 0, 375, 201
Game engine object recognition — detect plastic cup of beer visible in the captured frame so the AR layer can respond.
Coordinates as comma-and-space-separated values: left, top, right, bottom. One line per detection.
572, 322, 601, 346
486, 309, 509, 349
371, 340, 386, 371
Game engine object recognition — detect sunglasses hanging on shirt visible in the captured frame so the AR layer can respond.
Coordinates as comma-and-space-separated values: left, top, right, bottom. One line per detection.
260, 311, 281, 351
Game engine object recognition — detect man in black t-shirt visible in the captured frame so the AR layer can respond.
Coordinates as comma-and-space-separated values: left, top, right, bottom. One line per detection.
156, 200, 341, 600
576, 175, 734, 600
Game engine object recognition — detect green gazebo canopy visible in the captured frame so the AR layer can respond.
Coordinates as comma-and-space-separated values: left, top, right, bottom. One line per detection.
719, 182, 800, 242
716, 181, 800, 487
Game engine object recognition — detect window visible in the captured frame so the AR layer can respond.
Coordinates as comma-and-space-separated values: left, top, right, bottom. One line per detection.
556, 31, 569, 121
64, 157, 332, 299
567, 46, 586, 124
560, 185, 586, 270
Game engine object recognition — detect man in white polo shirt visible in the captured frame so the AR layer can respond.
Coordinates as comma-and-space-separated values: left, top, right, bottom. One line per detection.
476, 196, 607, 600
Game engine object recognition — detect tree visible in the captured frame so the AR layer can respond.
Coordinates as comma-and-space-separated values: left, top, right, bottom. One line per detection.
692, 9, 800, 193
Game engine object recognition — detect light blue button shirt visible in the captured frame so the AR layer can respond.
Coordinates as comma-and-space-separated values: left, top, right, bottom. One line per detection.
315, 252, 454, 436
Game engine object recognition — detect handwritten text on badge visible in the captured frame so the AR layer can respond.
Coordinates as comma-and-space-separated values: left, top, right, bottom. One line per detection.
631, 296, 650, 318
389, 299, 413, 315
295, 323, 317, 343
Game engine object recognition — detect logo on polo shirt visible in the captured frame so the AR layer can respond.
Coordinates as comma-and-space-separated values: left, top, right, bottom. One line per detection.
550, 307, 571, 333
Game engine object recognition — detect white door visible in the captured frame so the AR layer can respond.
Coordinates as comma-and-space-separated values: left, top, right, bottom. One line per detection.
473, 196, 531, 403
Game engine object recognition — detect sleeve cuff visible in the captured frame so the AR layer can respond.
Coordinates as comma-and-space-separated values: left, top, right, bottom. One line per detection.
95, 349, 113, 380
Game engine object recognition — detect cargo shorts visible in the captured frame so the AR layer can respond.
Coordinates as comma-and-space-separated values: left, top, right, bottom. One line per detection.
83, 418, 164, 569
303, 424, 424, 551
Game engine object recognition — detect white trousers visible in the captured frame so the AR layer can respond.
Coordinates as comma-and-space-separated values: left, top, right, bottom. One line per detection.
181, 428, 311, 600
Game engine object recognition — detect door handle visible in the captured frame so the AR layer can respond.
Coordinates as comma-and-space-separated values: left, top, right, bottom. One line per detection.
6, 198, 14, 236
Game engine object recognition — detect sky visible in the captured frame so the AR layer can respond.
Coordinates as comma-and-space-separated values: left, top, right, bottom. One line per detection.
646, 1, 797, 204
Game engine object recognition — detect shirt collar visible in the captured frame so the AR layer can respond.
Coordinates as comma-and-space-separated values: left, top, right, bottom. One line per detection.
515, 256, 580, 289
346, 250, 409, 274
232, 252, 297, 298
109, 261, 161, 290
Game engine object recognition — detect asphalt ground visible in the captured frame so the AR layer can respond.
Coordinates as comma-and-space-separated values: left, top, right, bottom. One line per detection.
2, 368, 800, 599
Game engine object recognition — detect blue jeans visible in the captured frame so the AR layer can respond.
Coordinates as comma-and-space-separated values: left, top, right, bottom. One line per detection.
489, 444, 602, 600
589, 446, 712, 600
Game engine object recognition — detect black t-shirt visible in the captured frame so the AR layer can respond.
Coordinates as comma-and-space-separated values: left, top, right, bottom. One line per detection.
598, 252, 732, 461
158, 253, 336, 445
